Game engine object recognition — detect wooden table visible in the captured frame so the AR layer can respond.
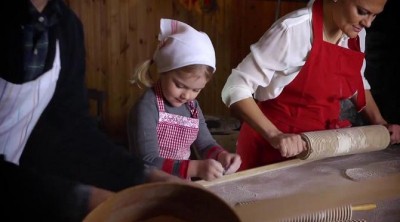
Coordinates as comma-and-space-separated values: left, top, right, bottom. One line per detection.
198, 145, 400, 221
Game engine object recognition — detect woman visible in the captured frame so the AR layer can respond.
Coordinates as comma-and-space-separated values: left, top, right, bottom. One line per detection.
221, 0, 400, 171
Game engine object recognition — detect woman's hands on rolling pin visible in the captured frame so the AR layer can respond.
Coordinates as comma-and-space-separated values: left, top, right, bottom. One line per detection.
268, 133, 307, 157
385, 124, 400, 144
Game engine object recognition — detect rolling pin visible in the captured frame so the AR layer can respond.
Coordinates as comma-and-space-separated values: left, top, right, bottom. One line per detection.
297, 125, 390, 161
278, 203, 376, 222
236, 201, 376, 222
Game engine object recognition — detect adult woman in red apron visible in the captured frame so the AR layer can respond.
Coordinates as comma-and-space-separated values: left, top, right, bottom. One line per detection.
222, 0, 400, 171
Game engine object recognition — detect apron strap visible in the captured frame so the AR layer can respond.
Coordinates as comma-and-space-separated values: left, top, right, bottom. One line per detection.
154, 81, 165, 112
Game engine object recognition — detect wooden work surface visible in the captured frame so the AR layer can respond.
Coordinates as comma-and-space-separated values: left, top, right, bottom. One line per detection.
198, 145, 400, 222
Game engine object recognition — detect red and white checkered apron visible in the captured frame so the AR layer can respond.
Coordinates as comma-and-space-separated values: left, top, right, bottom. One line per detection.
155, 82, 199, 160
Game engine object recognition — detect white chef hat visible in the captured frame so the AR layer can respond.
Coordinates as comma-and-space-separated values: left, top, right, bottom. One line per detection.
153, 18, 216, 73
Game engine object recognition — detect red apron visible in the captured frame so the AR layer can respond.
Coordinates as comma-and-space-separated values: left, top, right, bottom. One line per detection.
236, 0, 366, 171
155, 82, 199, 160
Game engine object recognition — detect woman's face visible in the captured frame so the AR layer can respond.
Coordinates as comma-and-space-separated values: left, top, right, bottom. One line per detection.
160, 69, 208, 107
333, 0, 387, 38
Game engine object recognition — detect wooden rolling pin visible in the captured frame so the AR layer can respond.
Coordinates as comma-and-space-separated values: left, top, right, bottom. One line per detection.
278, 203, 376, 222
297, 125, 390, 161
236, 202, 376, 222
197, 125, 390, 188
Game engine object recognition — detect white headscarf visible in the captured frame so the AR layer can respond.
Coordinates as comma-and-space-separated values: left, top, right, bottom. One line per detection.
153, 18, 216, 73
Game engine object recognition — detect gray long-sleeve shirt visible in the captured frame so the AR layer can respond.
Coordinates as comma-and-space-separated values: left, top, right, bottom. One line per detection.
128, 88, 225, 178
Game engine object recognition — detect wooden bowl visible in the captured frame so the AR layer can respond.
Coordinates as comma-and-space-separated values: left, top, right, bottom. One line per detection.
84, 182, 241, 222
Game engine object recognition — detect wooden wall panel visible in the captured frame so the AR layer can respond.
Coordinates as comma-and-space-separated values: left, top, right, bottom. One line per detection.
231, 0, 308, 68
66, 0, 307, 143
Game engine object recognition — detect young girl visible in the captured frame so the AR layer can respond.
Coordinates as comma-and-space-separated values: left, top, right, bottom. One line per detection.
128, 18, 241, 181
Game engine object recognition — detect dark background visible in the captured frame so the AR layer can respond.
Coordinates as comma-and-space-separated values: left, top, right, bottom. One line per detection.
365, 0, 400, 124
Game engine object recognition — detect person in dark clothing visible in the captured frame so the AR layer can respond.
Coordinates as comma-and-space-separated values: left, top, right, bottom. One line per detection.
0, 0, 181, 189
0, 0, 184, 221
0, 155, 113, 222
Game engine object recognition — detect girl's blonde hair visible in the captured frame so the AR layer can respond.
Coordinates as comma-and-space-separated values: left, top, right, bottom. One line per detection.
130, 61, 214, 88
129, 59, 154, 88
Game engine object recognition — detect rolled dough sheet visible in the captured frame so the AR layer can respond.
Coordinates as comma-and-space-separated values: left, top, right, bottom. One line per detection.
345, 160, 400, 181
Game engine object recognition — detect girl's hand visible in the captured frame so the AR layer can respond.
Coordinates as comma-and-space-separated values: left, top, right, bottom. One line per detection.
188, 159, 224, 181
217, 151, 241, 175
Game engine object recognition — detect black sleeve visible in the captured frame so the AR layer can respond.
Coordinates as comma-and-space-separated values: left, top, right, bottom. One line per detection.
19, 1, 145, 192
0, 156, 90, 222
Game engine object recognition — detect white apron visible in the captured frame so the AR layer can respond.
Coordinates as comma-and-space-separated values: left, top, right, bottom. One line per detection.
0, 42, 61, 164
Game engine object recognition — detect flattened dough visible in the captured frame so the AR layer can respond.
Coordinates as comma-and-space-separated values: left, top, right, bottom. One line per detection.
345, 160, 400, 181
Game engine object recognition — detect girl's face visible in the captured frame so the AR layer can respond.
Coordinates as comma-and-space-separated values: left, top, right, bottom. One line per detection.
160, 68, 208, 107
333, 0, 386, 38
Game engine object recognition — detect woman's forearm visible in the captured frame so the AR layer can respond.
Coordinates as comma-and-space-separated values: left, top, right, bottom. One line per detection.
229, 97, 281, 140
361, 90, 387, 125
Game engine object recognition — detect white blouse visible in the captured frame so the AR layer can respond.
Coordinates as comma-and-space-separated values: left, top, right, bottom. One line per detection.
221, 4, 370, 107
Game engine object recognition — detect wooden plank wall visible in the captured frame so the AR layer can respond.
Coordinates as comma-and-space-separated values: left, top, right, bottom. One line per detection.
65, 0, 307, 144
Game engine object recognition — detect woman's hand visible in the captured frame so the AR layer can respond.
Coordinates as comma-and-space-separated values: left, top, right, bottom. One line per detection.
386, 124, 400, 144
268, 133, 307, 157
